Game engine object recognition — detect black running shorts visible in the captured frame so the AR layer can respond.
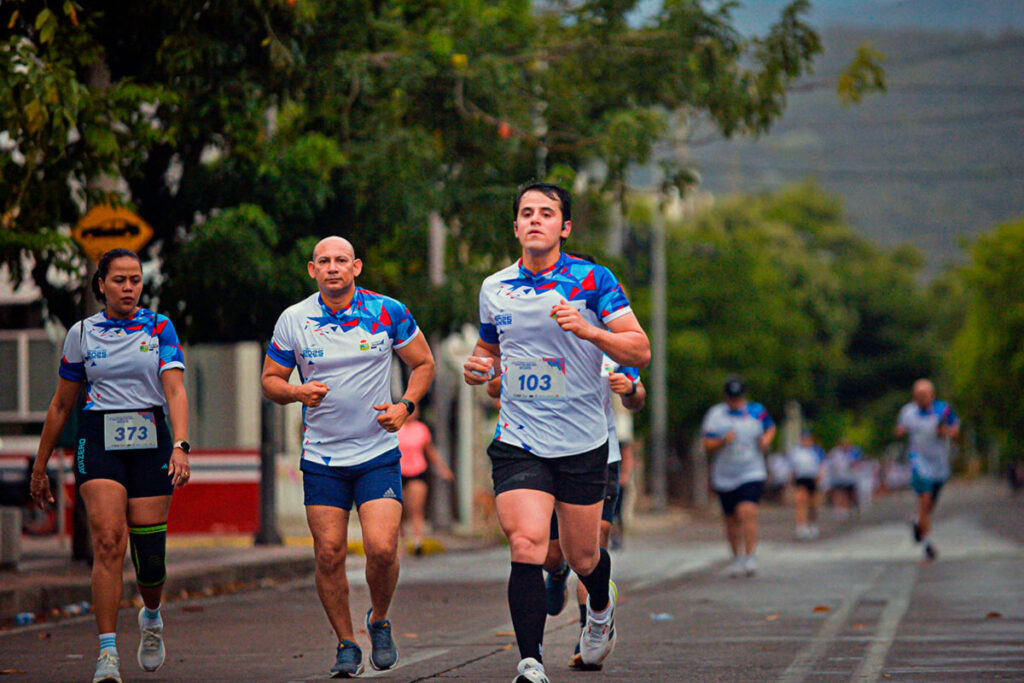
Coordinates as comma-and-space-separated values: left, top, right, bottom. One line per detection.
74, 408, 173, 498
487, 439, 609, 505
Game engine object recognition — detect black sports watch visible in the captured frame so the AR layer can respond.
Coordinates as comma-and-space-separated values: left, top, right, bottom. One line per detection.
173, 440, 191, 455
399, 399, 415, 414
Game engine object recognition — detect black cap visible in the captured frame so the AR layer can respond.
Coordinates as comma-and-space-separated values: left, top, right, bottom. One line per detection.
724, 376, 745, 398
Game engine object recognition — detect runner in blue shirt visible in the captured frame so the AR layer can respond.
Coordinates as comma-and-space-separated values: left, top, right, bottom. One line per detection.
702, 376, 776, 577
30, 248, 190, 683
895, 378, 960, 560
464, 182, 650, 683
262, 236, 435, 677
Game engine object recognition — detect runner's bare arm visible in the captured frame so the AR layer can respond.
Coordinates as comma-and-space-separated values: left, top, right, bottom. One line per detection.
261, 355, 329, 407
551, 305, 650, 369
31, 378, 82, 506
375, 332, 436, 432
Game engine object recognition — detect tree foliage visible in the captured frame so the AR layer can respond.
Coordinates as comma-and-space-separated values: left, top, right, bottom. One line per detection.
0, 0, 866, 342
950, 218, 1024, 463
630, 182, 939, 455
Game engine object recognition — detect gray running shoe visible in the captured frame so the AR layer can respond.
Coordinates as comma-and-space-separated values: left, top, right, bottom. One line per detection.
514, 657, 550, 683
365, 609, 399, 670
579, 580, 618, 666
137, 608, 166, 672
330, 640, 364, 678
92, 651, 122, 683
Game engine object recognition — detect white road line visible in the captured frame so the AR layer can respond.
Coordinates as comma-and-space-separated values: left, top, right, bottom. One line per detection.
776, 566, 885, 683
852, 563, 920, 682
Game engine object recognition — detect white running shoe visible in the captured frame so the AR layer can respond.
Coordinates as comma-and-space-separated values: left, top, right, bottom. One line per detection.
137, 608, 166, 672
744, 555, 758, 576
808, 525, 820, 539
721, 557, 746, 577
795, 526, 810, 540
513, 657, 550, 683
93, 651, 122, 683
579, 580, 618, 666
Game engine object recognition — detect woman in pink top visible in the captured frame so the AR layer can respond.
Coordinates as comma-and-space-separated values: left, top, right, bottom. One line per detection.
397, 405, 454, 555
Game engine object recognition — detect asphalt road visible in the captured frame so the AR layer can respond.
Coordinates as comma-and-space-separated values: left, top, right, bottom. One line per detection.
3, 480, 1022, 682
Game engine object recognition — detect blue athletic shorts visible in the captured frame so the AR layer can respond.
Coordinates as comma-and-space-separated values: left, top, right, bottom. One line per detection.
911, 471, 945, 500
300, 447, 403, 510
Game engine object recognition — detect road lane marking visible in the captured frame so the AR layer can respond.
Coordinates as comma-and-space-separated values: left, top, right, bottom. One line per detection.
852, 563, 920, 682
776, 566, 885, 683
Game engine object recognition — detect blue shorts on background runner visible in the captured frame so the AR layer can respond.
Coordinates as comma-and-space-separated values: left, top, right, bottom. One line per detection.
301, 447, 403, 510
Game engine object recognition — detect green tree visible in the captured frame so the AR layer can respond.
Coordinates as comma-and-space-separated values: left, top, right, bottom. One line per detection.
2, 1, 883, 342
629, 182, 938, 463
950, 218, 1024, 465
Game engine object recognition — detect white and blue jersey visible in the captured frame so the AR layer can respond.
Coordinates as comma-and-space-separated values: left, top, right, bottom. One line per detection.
827, 445, 863, 487
701, 402, 774, 492
897, 400, 958, 482
267, 290, 420, 468
602, 356, 640, 465
58, 309, 185, 411
789, 444, 825, 480
479, 253, 633, 458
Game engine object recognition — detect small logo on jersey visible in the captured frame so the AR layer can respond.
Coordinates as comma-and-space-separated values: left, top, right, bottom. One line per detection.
360, 339, 370, 351
301, 347, 324, 359
360, 338, 386, 352
87, 349, 107, 360
495, 313, 513, 327
382, 487, 397, 499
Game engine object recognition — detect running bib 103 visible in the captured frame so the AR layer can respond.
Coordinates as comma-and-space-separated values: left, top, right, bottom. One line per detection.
103, 411, 158, 450
505, 357, 566, 400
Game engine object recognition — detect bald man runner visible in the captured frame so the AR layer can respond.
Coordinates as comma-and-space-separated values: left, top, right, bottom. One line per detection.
262, 237, 435, 677
895, 379, 960, 561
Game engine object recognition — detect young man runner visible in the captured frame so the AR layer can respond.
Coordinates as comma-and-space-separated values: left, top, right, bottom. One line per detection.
702, 376, 776, 578
896, 378, 960, 560
262, 236, 435, 677
464, 182, 650, 683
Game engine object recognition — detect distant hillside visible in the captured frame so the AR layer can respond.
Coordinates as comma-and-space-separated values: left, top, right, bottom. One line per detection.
687, 26, 1024, 271
631, 1, 1024, 34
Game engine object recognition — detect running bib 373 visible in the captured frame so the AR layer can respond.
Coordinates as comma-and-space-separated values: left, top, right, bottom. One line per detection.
103, 411, 158, 450
505, 357, 566, 400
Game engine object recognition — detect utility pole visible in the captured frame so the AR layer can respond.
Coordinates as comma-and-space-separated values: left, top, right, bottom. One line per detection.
255, 397, 282, 545
649, 200, 668, 511
428, 210, 453, 529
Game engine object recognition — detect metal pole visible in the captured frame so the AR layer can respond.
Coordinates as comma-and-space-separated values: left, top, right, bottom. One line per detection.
456, 376, 474, 530
649, 202, 668, 511
255, 397, 282, 545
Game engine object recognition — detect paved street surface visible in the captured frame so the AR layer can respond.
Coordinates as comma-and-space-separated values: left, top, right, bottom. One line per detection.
3, 480, 1022, 681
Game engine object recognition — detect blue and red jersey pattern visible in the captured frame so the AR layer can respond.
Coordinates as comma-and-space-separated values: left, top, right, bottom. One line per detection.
479, 253, 633, 458
267, 290, 420, 468
58, 308, 185, 411
897, 400, 959, 482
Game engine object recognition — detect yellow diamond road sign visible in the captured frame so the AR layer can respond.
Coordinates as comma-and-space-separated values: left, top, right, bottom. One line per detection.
72, 205, 154, 262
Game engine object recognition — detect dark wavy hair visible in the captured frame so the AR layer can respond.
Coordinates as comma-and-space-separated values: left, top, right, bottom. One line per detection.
91, 248, 141, 303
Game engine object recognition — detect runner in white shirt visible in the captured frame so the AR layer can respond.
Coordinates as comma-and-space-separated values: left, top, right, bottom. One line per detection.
895, 378, 960, 560
702, 376, 776, 577
464, 183, 650, 683
262, 236, 435, 677
788, 430, 825, 540
30, 248, 191, 683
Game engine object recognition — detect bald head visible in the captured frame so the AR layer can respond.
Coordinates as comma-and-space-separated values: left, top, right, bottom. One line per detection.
312, 236, 355, 261
912, 379, 935, 409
